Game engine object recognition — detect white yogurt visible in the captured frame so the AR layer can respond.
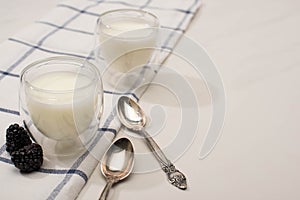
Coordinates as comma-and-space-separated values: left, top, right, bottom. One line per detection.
25, 71, 98, 141
99, 18, 159, 73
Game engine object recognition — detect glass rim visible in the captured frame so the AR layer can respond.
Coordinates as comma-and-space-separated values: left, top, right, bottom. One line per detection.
21, 56, 101, 94
97, 8, 160, 34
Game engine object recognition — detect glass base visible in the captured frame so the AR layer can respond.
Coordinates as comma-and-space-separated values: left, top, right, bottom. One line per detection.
23, 120, 97, 157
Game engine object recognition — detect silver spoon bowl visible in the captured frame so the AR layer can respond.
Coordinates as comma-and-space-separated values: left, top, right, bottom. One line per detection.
99, 137, 134, 200
117, 96, 187, 190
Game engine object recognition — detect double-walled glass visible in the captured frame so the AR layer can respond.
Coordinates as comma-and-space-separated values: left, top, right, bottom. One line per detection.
94, 9, 160, 91
20, 56, 103, 156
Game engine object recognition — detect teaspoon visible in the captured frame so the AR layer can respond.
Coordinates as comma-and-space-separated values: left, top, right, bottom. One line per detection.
117, 96, 187, 190
99, 137, 134, 200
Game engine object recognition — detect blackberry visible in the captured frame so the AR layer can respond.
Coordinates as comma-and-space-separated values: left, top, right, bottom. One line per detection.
6, 123, 32, 154
11, 143, 43, 173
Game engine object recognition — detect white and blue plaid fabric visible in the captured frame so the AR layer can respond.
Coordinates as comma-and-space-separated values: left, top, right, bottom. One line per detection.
0, 0, 202, 199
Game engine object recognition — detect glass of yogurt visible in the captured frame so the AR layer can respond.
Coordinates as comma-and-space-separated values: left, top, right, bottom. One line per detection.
20, 56, 104, 156
94, 9, 160, 91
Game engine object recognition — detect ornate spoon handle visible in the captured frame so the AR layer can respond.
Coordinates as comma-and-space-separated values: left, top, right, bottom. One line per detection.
141, 129, 187, 190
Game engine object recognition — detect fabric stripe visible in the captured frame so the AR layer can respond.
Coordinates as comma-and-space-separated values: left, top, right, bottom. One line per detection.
0, 145, 7, 156
57, 4, 100, 17
0, 47, 36, 81
99, 127, 117, 135
140, 0, 152, 9
39, 168, 88, 182
0, 157, 12, 164
36, 21, 94, 35
0, 107, 20, 116
0, 155, 88, 182
0, 70, 19, 78
8, 38, 92, 59
35, 21, 183, 37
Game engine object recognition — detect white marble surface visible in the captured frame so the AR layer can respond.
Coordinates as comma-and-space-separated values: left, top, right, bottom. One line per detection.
1, 0, 300, 199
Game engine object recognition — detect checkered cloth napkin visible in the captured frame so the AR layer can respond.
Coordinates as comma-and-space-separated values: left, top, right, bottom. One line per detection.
0, 0, 201, 199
